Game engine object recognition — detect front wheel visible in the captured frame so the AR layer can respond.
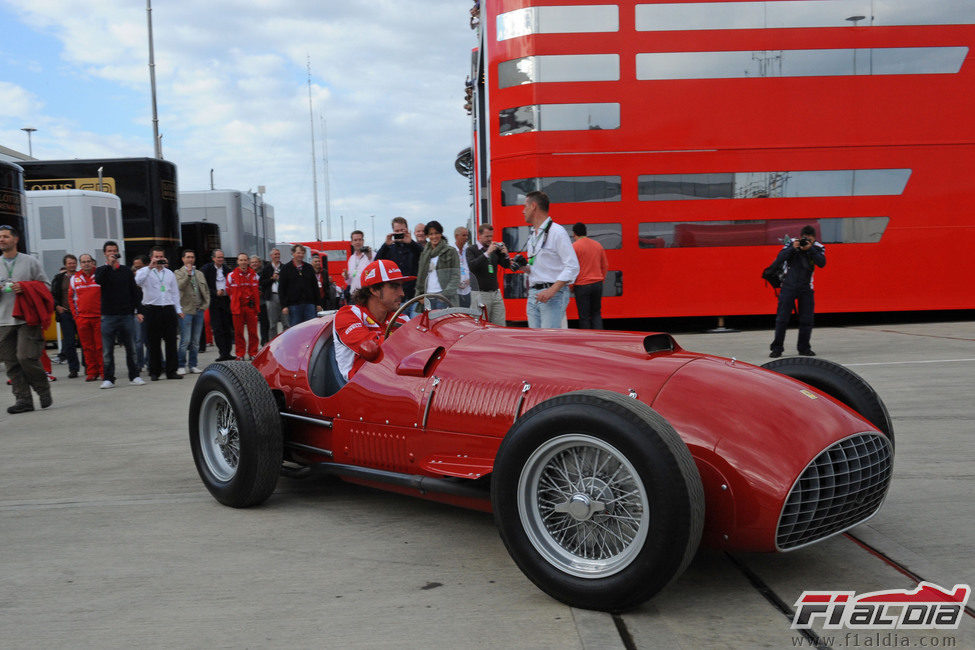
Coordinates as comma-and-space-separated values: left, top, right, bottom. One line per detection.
188, 361, 282, 507
492, 390, 704, 611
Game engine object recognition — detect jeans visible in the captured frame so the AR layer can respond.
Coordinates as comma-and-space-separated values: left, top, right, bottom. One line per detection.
179, 311, 205, 368
573, 282, 604, 329
527, 285, 570, 329
101, 314, 139, 382
288, 303, 317, 327
56, 311, 80, 373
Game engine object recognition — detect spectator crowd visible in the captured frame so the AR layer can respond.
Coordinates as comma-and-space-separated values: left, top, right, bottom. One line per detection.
4, 202, 624, 415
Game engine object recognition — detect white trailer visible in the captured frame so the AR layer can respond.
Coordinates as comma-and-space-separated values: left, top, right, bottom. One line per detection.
178, 190, 275, 259
25, 189, 126, 278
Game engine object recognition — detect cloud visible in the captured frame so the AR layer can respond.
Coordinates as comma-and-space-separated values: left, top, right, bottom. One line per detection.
2, 0, 478, 244
0, 82, 44, 119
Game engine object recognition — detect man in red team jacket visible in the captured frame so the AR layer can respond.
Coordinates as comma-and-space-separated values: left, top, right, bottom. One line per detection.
226, 252, 260, 360
333, 259, 414, 381
69, 254, 104, 381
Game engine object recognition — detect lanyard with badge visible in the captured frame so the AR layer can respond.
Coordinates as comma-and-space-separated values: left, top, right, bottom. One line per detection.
2, 255, 16, 293
526, 218, 553, 267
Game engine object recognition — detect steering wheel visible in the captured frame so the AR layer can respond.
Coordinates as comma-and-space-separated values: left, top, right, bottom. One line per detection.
383, 292, 449, 339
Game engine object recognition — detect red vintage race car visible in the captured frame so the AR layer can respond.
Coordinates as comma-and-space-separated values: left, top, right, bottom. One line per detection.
188, 294, 894, 612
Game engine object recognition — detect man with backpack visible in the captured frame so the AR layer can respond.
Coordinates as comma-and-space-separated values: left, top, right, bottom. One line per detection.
768, 225, 826, 358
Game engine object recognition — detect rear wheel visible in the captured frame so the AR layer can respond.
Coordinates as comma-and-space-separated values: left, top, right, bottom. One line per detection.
762, 357, 894, 449
189, 361, 282, 507
492, 390, 704, 611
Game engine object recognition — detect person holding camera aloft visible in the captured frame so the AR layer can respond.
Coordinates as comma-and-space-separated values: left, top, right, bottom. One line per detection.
95, 240, 144, 388
227, 253, 260, 360
376, 217, 423, 300
135, 246, 183, 380
769, 225, 826, 358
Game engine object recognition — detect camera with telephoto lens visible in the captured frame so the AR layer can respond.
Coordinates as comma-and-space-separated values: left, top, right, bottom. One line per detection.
797, 237, 810, 247
510, 253, 528, 272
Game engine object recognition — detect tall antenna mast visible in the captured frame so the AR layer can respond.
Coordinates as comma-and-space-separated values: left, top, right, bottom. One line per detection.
146, 0, 162, 159
307, 56, 321, 241
320, 113, 333, 240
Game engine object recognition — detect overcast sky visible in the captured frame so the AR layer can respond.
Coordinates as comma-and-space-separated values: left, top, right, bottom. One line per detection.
0, 0, 477, 248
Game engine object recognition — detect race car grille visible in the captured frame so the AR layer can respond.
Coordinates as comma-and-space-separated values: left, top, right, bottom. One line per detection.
777, 433, 893, 551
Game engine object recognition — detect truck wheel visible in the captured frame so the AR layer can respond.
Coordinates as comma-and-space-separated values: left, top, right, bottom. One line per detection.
762, 357, 894, 450
189, 361, 282, 507
491, 389, 704, 612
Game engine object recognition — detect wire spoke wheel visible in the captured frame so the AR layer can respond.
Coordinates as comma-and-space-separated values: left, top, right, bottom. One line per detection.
199, 391, 241, 482
518, 434, 650, 578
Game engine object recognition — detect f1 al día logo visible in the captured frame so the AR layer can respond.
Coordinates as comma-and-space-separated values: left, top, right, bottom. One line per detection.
792, 582, 971, 630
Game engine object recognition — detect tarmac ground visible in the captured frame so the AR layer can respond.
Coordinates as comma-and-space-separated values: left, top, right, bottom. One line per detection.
1, 318, 973, 649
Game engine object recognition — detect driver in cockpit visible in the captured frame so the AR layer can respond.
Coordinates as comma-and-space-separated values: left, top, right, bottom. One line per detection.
333, 259, 415, 381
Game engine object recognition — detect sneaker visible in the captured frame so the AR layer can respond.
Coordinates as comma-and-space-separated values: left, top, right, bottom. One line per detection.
130, 377, 146, 386
39, 392, 53, 409
7, 401, 34, 414
100, 380, 115, 389
769, 350, 783, 358
190, 367, 203, 374
176, 367, 187, 376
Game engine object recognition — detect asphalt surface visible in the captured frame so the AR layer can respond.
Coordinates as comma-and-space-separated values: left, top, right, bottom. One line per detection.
1, 319, 973, 649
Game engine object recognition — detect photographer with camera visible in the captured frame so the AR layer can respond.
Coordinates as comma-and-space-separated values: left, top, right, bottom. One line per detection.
769, 225, 826, 358
466, 224, 510, 325
344, 230, 374, 297
135, 246, 183, 380
376, 217, 423, 301
513, 191, 579, 329
95, 241, 144, 388
227, 252, 260, 360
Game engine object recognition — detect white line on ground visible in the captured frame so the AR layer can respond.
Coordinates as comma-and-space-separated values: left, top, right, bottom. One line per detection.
845, 358, 975, 367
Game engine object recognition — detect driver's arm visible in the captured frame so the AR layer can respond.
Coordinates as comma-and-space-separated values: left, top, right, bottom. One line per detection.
334, 308, 383, 360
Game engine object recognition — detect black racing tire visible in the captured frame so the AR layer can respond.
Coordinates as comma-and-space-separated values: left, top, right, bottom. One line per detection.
761, 357, 894, 450
491, 389, 704, 612
188, 361, 282, 507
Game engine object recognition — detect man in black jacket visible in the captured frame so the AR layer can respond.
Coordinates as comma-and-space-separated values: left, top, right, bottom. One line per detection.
94, 241, 144, 388
51, 254, 80, 377
466, 224, 511, 325
769, 225, 827, 358
278, 244, 319, 326
375, 217, 423, 300
201, 249, 235, 361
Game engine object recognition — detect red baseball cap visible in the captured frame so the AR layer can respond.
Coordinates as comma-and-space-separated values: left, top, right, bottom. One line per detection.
360, 259, 416, 288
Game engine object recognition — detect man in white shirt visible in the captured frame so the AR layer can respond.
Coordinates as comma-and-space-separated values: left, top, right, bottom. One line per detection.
135, 246, 183, 380
454, 226, 471, 308
344, 230, 374, 295
521, 191, 579, 329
